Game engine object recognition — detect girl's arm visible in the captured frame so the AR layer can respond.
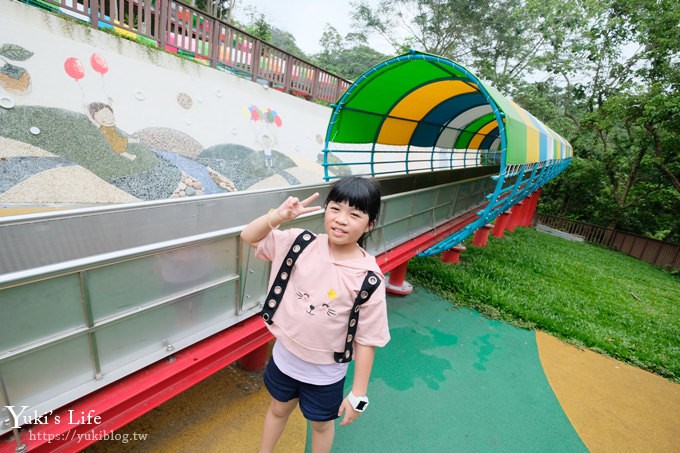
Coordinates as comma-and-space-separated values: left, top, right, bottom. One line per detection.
338, 343, 375, 426
240, 192, 320, 248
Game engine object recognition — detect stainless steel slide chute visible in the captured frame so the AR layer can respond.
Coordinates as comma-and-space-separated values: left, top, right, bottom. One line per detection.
0, 168, 496, 435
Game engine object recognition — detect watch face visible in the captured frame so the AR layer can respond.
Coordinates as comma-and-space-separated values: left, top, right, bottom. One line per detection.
356, 400, 367, 411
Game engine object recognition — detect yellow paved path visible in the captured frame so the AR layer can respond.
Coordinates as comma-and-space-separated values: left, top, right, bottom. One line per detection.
86, 359, 306, 453
536, 331, 680, 452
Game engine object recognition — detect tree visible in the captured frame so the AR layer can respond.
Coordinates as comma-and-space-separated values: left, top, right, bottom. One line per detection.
573, 0, 679, 235
530, 0, 680, 241
228, 6, 308, 59
351, 0, 679, 241
191, 0, 235, 21
242, 12, 272, 42
313, 24, 389, 80
350, 0, 586, 91
270, 28, 308, 60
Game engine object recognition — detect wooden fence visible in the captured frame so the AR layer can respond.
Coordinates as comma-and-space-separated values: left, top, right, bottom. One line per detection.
535, 214, 680, 270
26, 0, 352, 103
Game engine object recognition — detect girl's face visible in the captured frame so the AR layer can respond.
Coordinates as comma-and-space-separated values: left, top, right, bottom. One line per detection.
324, 200, 372, 251
93, 108, 115, 127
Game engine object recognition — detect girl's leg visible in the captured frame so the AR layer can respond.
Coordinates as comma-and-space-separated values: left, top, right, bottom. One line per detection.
310, 420, 334, 453
259, 397, 298, 453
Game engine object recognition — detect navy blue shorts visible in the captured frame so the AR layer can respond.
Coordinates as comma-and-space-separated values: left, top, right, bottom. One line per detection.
263, 358, 345, 422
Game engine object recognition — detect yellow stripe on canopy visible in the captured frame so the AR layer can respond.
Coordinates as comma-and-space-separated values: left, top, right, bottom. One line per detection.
508, 99, 540, 162
378, 80, 477, 145
468, 121, 498, 150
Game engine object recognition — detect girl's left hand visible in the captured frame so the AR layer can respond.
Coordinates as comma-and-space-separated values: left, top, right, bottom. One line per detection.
338, 398, 361, 426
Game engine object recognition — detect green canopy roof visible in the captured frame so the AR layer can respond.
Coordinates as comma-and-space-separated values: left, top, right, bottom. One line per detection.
325, 51, 572, 170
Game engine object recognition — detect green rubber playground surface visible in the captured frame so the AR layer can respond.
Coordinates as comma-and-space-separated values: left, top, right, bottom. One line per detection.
308, 286, 587, 452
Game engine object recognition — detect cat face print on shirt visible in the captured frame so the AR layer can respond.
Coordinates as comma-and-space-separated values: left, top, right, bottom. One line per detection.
296, 289, 338, 318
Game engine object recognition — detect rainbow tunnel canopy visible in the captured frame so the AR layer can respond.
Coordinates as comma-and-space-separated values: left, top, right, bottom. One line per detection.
323, 51, 572, 178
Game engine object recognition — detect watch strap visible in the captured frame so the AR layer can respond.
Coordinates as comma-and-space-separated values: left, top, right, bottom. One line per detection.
347, 391, 369, 412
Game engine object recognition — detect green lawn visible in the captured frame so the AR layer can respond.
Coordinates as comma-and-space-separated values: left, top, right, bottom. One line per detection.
406, 227, 680, 382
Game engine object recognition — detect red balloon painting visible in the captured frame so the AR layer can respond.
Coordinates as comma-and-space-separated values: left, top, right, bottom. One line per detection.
64, 57, 85, 81
90, 53, 109, 75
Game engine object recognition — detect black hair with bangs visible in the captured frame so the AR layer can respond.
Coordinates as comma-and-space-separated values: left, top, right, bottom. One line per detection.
325, 176, 381, 246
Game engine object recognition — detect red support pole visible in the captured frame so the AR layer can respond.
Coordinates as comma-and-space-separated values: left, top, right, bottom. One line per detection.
523, 198, 531, 219
507, 202, 524, 232
472, 224, 494, 247
385, 261, 413, 295
238, 342, 270, 371
522, 192, 537, 228
492, 211, 511, 238
519, 201, 529, 227
526, 190, 542, 226
441, 245, 466, 264
515, 197, 527, 228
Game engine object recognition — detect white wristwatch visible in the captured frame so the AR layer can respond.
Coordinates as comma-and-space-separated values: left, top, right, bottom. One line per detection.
347, 392, 369, 412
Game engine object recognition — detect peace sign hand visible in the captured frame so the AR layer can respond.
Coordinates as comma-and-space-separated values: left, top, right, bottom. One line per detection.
274, 192, 321, 223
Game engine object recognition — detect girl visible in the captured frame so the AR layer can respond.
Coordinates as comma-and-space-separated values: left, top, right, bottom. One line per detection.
241, 176, 390, 453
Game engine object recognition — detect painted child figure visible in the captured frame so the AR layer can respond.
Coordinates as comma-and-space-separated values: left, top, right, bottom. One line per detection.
85, 101, 138, 161
241, 176, 390, 453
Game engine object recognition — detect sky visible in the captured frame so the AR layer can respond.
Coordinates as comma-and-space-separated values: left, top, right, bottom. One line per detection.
233, 0, 393, 55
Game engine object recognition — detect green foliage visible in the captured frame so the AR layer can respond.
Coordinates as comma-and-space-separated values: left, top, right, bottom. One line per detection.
407, 228, 680, 382
312, 24, 390, 80
230, 6, 308, 60
270, 28, 308, 60
508, 0, 680, 242
351, 0, 589, 92
538, 158, 608, 221
243, 13, 272, 42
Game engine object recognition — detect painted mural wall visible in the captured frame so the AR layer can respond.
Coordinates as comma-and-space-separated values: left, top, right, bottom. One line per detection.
0, 0, 333, 210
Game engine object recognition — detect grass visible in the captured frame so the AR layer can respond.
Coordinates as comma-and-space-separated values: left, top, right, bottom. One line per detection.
406, 227, 680, 382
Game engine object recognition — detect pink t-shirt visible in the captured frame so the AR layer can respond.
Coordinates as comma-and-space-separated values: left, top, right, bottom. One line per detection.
256, 228, 390, 365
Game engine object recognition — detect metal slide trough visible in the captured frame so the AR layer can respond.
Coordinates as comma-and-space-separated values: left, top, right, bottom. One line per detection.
0, 168, 496, 436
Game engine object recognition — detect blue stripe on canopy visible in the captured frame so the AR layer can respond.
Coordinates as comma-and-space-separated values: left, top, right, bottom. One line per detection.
480, 129, 501, 149
411, 92, 489, 147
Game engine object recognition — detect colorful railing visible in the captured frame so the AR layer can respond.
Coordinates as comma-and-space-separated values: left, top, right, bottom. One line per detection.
22, 0, 351, 103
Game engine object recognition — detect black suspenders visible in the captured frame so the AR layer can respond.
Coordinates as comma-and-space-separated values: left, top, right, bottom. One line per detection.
259, 230, 382, 363
260, 230, 316, 325
334, 270, 380, 363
